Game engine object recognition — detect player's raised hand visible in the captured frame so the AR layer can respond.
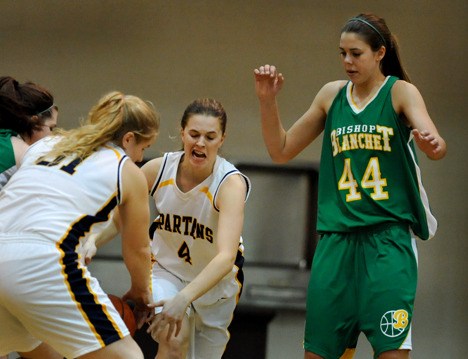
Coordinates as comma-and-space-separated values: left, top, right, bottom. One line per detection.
254, 64, 284, 100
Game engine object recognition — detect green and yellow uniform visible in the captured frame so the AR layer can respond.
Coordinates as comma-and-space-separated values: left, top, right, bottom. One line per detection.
304, 76, 437, 358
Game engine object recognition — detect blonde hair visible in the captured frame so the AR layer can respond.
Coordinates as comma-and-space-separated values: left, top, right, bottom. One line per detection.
49, 91, 159, 159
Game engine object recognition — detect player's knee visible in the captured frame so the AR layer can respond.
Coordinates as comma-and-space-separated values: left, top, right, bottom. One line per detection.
155, 332, 189, 359
78, 337, 143, 359
378, 349, 410, 359
115, 338, 144, 359
304, 351, 325, 359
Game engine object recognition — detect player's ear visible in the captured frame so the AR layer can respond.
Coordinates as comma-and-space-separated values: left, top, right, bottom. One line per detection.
376, 45, 386, 61
219, 132, 226, 147
121, 131, 135, 149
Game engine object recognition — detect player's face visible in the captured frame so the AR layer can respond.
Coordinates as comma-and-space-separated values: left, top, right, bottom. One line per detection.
339, 32, 384, 84
27, 106, 59, 145
181, 114, 225, 168
123, 133, 157, 163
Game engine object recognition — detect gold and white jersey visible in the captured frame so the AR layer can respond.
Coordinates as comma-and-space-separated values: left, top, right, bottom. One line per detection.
0, 136, 128, 246
149, 151, 251, 283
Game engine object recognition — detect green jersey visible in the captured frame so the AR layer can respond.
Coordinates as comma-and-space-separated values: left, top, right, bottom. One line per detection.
0, 129, 18, 189
317, 76, 437, 240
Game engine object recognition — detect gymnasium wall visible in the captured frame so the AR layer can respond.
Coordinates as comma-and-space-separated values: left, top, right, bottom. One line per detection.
2, 1, 467, 357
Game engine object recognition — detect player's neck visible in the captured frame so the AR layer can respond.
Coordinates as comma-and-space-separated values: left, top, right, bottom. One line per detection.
177, 158, 213, 192
351, 74, 386, 108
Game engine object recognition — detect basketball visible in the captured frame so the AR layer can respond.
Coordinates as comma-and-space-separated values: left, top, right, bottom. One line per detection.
108, 294, 137, 337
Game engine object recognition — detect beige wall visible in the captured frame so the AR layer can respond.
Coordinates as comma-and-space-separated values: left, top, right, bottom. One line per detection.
2, 1, 467, 357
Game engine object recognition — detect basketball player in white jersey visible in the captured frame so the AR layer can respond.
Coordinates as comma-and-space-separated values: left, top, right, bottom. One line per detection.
82, 98, 251, 359
143, 98, 250, 359
0, 91, 159, 359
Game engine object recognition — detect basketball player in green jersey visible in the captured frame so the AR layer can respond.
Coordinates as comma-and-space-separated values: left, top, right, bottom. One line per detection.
254, 13, 446, 359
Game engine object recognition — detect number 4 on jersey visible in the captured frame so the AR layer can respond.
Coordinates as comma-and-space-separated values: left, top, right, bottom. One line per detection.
338, 157, 388, 202
178, 241, 192, 265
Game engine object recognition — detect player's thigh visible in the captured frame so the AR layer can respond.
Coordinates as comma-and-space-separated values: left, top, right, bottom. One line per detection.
192, 291, 239, 358
152, 264, 186, 306
78, 336, 143, 359
0, 302, 41, 355
17, 342, 63, 359
2, 242, 130, 358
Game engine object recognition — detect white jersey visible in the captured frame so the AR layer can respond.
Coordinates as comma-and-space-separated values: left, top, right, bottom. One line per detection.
0, 136, 131, 358
0, 136, 128, 245
149, 151, 251, 283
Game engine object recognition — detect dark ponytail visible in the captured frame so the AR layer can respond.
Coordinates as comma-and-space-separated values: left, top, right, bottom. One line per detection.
0, 76, 55, 136
342, 13, 411, 82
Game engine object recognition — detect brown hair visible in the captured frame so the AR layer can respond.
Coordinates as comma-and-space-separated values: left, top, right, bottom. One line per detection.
0, 76, 55, 136
342, 13, 410, 82
181, 98, 227, 134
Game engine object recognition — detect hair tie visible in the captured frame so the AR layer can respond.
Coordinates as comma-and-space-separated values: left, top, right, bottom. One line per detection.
349, 17, 386, 46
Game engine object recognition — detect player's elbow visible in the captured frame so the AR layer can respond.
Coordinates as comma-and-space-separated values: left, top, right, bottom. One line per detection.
217, 251, 238, 275
268, 150, 291, 164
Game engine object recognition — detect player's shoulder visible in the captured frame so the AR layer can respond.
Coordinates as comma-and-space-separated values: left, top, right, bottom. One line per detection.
122, 159, 146, 181
311, 80, 347, 113
391, 79, 423, 106
141, 156, 165, 191
392, 79, 423, 96
11, 136, 28, 154
120, 160, 148, 202
218, 169, 248, 197
317, 80, 347, 100
141, 156, 164, 175
323, 80, 348, 92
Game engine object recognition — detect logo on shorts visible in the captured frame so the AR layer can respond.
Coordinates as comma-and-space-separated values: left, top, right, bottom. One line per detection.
380, 309, 409, 337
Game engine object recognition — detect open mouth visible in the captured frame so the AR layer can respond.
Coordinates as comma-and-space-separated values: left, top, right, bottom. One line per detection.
192, 150, 206, 159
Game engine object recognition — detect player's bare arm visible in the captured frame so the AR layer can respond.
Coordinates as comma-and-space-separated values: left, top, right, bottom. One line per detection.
148, 174, 247, 341
119, 160, 153, 309
254, 68, 341, 163
392, 80, 447, 160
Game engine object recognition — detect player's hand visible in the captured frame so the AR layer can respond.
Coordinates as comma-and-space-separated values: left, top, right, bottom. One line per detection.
254, 64, 284, 100
123, 288, 153, 329
77, 235, 98, 266
412, 129, 443, 159
146, 293, 190, 341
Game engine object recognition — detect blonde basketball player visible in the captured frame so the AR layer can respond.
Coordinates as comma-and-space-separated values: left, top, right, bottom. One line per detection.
0, 91, 159, 359
80, 98, 251, 358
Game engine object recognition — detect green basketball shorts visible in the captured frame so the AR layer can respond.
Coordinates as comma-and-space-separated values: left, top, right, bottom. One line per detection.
304, 223, 418, 358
